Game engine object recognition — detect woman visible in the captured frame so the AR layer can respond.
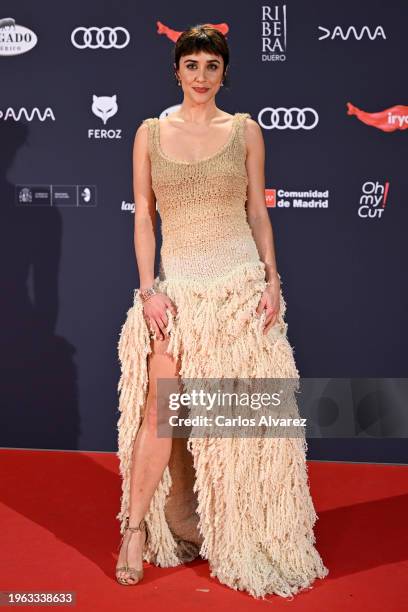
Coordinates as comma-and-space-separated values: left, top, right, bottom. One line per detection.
115, 24, 328, 599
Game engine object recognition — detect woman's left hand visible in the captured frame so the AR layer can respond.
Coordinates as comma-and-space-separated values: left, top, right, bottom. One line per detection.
256, 274, 281, 335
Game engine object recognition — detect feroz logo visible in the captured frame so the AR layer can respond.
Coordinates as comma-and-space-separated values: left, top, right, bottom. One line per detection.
0, 107, 55, 121
0, 17, 37, 56
347, 103, 408, 132
91, 94, 118, 124
318, 25, 386, 41
358, 181, 390, 219
71, 27, 130, 49
261, 5, 287, 62
89, 95, 121, 139
258, 107, 319, 130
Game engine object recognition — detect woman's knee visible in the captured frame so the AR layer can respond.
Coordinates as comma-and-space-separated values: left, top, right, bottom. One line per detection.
143, 341, 179, 433
143, 390, 173, 435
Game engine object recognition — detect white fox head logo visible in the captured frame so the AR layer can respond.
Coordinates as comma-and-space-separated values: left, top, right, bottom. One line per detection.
92, 94, 118, 124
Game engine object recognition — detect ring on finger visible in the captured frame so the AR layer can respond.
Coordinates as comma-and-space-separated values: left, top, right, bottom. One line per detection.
148, 321, 156, 338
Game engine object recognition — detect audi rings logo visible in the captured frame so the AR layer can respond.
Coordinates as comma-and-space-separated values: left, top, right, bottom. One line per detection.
71, 27, 130, 49
258, 107, 319, 130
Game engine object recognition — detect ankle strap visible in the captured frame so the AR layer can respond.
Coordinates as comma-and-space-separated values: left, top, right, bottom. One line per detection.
125, 516, 146, 532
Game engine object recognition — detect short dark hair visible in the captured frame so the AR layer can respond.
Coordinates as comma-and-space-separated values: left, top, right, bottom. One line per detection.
173, 24, 230, 88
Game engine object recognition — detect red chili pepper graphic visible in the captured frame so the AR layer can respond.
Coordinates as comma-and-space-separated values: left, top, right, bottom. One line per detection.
347, 102, 408, 132
157, 21, 229, 43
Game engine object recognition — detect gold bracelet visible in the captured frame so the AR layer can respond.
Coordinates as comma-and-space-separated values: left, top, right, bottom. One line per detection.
139, 286, 157, 303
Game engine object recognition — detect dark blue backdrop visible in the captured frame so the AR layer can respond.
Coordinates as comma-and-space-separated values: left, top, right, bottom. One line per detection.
1, 1, 407, 462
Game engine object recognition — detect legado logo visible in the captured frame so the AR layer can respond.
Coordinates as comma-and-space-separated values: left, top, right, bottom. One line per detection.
318, 25, 386, 41
258, 107, 319, 130
89, 95, 121, 139
0, 107, 55, 121
71, 26, 130, 49
0, 17, 37, 56
358, 181, 390, 219
347, 102, 408, 132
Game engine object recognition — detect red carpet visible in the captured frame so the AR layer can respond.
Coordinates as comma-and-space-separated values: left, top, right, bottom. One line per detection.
0, 449, 407, 611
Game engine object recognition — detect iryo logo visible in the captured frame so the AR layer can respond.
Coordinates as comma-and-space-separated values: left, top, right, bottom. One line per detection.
358, 181, 390, 219
347, 103, 408, 132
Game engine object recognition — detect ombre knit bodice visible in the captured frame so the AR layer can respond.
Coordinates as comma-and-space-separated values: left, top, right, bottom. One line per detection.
142, 112, 261, 281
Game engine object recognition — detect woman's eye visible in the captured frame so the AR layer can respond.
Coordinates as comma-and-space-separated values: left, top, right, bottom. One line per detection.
186, 64, 218, 70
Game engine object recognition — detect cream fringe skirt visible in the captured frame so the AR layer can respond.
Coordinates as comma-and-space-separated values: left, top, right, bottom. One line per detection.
116, 261, 328, 599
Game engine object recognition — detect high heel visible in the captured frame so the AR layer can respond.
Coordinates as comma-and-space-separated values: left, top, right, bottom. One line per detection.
116, 516, 149, 586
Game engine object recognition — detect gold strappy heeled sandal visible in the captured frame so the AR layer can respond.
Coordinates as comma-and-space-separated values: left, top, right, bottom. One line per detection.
116, 516, 148, 586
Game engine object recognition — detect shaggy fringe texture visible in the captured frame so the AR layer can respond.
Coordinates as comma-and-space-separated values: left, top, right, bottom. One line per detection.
116, 261, 329, 599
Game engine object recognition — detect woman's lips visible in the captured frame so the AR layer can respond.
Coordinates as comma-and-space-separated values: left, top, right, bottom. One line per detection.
193, 87, 209, 93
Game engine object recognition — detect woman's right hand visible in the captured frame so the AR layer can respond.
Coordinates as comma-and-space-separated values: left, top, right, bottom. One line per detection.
142, 292, 178, 340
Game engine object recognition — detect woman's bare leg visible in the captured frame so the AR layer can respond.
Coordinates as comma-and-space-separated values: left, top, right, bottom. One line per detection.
116, 336, 179, 584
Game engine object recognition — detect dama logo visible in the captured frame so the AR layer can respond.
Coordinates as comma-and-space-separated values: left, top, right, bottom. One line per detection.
0, 107, 55, 121
318, 25, 386, 41
347, 103, 408, 132
358, 181, 390, 219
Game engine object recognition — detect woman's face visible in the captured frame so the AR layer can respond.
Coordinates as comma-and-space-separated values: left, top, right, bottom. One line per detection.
174, 51, 225, 101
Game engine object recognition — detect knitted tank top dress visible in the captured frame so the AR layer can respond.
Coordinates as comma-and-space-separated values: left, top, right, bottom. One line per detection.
116, 112, 328, 599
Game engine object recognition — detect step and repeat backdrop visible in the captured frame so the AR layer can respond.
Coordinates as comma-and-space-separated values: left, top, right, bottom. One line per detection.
1, 1, 407, 462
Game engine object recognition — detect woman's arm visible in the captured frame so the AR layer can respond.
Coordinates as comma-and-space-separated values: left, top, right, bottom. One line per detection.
245, 118, 280, 333
132, 122, 157, 290
132, 122, 177, 340
244, 118, 279, 284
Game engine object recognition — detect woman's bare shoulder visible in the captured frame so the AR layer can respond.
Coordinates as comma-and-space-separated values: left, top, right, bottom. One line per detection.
244, 115, 263, 139
133, 119, 151, 156
242, 115, 264, 160
136, 117, 155, 134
